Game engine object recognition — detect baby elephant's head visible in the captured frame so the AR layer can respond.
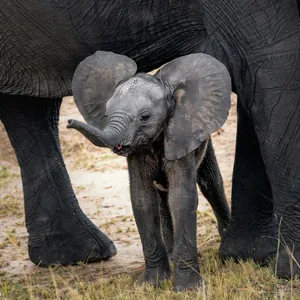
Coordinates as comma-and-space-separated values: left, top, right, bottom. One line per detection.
67, 51, 232, 160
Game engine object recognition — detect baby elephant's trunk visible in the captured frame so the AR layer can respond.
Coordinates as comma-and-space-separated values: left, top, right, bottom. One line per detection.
67, 119, 121, 148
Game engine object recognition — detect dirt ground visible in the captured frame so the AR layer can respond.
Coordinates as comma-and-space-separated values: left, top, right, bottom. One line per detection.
0, 94, 237, 283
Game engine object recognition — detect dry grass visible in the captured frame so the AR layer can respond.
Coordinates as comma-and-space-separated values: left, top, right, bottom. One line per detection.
1, 248, 300, 300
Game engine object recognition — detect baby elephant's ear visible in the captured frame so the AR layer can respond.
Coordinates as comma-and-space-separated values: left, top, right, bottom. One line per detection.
155, 54, 231, 160
72, 51, 137, 129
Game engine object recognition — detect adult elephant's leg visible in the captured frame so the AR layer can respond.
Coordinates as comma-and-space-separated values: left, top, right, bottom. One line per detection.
219, 102, 277, 263
197, 138, 231, 237
0, 94, 116, 266
251, 51, 300, 277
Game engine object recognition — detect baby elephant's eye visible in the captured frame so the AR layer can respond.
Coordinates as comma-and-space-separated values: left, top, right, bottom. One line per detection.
140, 113, 151, 122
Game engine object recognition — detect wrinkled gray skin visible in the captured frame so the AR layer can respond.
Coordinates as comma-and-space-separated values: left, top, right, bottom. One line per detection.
67, 52, 232, 290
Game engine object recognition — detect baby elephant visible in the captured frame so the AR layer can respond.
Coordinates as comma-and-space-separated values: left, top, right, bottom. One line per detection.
67, 51, 231, 291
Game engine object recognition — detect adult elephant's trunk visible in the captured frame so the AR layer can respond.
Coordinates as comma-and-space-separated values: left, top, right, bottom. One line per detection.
67, 119, 122, 148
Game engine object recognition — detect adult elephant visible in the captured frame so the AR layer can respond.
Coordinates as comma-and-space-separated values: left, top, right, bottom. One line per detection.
1, 0, 300, 279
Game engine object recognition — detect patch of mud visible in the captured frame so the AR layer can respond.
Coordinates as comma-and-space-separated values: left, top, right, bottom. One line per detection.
0, 95, 237, 283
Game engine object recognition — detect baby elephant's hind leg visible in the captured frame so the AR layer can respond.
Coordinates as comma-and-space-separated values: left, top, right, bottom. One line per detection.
197, 138, 231, 237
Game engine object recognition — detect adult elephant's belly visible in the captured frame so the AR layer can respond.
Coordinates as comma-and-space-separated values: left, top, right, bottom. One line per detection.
0, 1, 205, 99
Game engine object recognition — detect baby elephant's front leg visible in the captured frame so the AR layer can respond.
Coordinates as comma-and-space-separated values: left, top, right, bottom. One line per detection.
165, 154, 201, 291
127, 155, 170, 287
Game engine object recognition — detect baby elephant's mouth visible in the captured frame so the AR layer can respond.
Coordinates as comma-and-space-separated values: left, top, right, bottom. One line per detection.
112, 143, 131, 156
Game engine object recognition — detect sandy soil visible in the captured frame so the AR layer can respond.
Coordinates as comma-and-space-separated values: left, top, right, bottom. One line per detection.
0, 94, 237, 282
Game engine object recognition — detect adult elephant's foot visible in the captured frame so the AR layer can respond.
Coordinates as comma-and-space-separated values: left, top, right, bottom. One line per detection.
28, 207, 116, 266
276, 245, 300, 278
219, 220, 278, 263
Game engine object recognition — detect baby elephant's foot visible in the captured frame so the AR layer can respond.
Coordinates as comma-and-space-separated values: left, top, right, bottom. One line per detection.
141, 260, 171, 287
173, 262, 201, 291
